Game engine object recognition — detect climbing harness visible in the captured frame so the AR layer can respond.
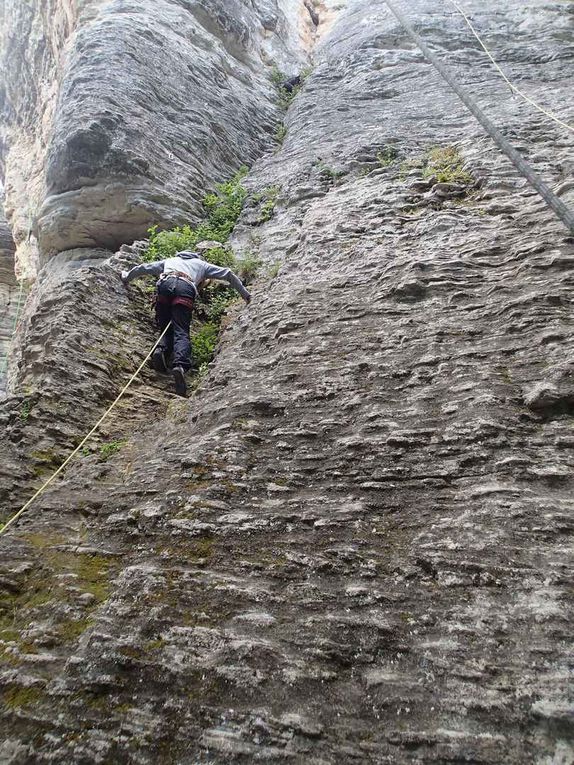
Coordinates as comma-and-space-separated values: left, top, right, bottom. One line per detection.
444, 0, 574, 135
384, 0, 574, 235
158, 271, 199, 298
0, 321, 173, 538
0, 279, 25, 377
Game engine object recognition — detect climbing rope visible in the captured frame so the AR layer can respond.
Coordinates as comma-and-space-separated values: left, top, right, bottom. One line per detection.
384, 0, 574, 235
445, 0, 574, 135
0, 321, 173, 538
0, 279, 25, 377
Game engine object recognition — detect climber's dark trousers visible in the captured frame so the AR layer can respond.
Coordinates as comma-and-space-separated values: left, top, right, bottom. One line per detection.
155, 276, 196, 372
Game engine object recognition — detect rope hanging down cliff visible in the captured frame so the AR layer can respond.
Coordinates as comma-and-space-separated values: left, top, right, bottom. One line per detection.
445, 0, 574, 135
384, 0, 574, 235
0, 321, 173, 539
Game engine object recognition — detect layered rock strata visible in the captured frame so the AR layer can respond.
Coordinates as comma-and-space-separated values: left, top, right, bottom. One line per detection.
0, 198, 18, 395
1, 0, 574, 763
0, 0, 311, 274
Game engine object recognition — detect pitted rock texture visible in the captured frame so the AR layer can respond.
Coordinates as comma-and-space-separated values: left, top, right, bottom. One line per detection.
0, 0, 314, 273
1, 0, 574, 763
0, 197, 18, 395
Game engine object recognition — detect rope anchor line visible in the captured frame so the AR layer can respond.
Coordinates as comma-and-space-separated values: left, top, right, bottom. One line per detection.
0, 321, 173, 539
384, 0, 574, 235
445, 0, 574, 135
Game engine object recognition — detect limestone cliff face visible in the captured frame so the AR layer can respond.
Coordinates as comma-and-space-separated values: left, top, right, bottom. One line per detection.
0, 0, 312, 273
0, 194, 18, 395
1, 1, 574, 763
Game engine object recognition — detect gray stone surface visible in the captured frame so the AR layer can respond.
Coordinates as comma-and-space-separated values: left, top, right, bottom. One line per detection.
0, 0, 313, 272
0, 195, 19, 395
1, 0, 574, 763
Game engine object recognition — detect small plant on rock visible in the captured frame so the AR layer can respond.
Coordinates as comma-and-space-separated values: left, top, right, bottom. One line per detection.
275, 124, 287, 145
144, 167, 249, 262
252, 185, 280, 224
377, 145, 399, 167
99, 440, 126, 461
422, 146, 473, 185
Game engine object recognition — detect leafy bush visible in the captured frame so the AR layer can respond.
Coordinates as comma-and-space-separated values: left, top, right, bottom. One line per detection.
275, 124, 287, 145
144, 167, 248, 262
270, 66, 301, 109
252, 185, 280, 224
191, 323, 220, 367
237, 252, 262, 283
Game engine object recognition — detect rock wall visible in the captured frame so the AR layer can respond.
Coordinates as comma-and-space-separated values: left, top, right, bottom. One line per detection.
0, 0, 311, 274
1, 0, 574, 763
0, 195, 18, 395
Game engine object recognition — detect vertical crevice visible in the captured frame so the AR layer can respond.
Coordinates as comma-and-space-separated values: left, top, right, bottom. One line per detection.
0, 193, 19, 396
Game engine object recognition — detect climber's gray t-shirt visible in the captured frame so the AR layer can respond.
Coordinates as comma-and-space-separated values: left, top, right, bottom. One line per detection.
124, 252, 250, 301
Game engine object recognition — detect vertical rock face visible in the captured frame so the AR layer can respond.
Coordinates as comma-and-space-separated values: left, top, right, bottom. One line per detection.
0, 0, 309, 273
1, 0, 574, 763
0, 195, 18, 395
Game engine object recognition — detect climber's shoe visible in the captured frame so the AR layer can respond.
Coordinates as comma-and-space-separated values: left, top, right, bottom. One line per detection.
172, 366, 187, 397
151, 348, 169, 375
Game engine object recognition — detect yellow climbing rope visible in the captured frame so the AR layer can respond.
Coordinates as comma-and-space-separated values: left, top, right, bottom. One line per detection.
445, 0, 574, 135
0, 321, 173, 538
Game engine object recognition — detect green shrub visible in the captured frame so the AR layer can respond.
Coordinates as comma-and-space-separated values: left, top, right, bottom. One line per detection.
422, 146, 473, 184
144, 167, 248, 262
20, 399, 33, 422
237, 252, 262, 283
270, 66, 301, 109
275, 124, 287, 144
253, 185, 280, 224
191, 323, 220, 367
268, 261, 281, 279
317, 161, 345, 184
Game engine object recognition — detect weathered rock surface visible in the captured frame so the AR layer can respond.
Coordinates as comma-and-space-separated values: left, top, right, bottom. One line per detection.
0, 195, 19, 395
0, 0, 315, 273
1, 0, 574, 763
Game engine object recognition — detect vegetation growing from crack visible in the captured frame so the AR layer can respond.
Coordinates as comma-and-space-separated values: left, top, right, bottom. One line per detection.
99, 439, 126, 461
275, 123, 287, 146
271, 64, 312, 109
316, 159, 346, 186
144, 168, 259, 374
422, 146, 474, 184
397, 145, 474, 186
377, 145, 399, 167
19, 399, 33, 422
252, 186, 280, 224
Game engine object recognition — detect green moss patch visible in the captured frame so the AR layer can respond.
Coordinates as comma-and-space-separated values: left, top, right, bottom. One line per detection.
0, 537, 116, 657
3, 686, 45, 709
422, 146, 474, 185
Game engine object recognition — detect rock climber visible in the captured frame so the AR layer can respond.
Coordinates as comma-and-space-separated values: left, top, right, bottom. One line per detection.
121, 243, 251, 397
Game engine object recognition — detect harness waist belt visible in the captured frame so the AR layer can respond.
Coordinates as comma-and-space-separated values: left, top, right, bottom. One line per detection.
160, 271, 198, 295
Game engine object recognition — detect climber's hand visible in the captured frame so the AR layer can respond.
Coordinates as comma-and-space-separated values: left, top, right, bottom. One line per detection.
120, 270, 129, 284
244, 292, 251, 304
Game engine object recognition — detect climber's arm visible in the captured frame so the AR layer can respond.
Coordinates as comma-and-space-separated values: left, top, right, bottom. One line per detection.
203, 263, 251, 303
121, 261, 164, 284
